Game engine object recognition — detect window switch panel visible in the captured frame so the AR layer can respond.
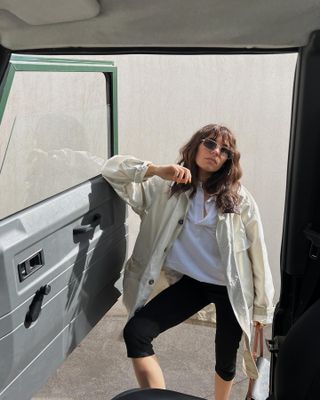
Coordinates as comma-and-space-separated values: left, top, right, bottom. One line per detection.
18, 250, 44, 281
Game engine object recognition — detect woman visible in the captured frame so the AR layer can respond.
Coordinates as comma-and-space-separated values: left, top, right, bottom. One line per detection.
102, 124, 274, 400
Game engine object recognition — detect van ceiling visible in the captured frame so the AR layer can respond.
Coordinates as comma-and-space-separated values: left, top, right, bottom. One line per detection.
0, 0, 319, 50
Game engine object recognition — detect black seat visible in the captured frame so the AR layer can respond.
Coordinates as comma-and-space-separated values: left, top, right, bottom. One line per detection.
274, 298, 320, 399
111, 388, 204, 400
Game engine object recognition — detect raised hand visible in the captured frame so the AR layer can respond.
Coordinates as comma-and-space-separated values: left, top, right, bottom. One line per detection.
146, 164, 192, 184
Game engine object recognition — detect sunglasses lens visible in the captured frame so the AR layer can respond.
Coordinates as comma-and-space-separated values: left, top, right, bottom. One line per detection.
222, 148, 232, 159
203, 139, 217, 150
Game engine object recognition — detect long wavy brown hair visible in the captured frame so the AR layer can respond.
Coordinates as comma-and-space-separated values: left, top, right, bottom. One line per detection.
170, 124, 242, 213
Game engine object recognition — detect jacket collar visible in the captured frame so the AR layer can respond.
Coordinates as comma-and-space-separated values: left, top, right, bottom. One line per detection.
182, 184, 245, 221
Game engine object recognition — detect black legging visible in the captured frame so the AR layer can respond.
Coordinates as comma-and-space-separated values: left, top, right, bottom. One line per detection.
123, 275, 243, 381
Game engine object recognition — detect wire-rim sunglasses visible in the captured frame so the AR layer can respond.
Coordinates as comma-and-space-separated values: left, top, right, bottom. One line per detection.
200, 138, 234, 160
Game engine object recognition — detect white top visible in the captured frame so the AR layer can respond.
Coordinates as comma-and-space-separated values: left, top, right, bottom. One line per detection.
165, 184, 226, 285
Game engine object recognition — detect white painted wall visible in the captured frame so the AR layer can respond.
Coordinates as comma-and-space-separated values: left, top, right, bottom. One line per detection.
96, 53, 297, 301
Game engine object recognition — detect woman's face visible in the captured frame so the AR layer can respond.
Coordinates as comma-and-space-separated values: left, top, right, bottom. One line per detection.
195, 135, 231, 181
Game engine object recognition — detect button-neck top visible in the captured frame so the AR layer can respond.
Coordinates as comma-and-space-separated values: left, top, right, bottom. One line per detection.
164, 183, 226, 285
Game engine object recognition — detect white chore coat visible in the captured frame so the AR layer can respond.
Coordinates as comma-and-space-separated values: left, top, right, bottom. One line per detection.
101, 155, 275, 379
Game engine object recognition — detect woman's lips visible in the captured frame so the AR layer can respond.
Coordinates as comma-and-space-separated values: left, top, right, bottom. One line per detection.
205, 158, 218, 165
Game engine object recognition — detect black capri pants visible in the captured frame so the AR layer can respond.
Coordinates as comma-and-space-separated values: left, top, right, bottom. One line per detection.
123, 275, 243, 381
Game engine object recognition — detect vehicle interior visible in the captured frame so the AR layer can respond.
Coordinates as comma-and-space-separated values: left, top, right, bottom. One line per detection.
1, 1, 320, 399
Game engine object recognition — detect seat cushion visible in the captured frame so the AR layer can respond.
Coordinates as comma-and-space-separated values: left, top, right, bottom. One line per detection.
111, 388, 204, 400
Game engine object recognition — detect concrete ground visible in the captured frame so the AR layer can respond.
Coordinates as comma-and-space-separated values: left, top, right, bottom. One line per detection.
32, 299, 272, 400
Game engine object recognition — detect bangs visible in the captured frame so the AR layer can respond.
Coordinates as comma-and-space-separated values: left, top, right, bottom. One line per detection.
209, 129, 235, 150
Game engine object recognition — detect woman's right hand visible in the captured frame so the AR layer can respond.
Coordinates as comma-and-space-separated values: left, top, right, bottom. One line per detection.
146, 164, 192, 184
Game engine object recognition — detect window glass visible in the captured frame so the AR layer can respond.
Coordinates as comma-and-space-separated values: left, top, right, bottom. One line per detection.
0, 71, 110, 219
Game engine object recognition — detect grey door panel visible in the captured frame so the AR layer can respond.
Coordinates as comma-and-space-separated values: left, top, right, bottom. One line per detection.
0, 176, 127, 399
0, 281, 121, 400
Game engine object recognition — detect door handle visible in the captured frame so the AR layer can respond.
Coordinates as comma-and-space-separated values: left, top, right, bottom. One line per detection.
73, 214, 101, 235
73, 225, 94, 234
25, 284, 51, 327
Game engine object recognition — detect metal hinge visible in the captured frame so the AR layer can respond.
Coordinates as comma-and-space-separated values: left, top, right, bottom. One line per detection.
266, 336, 286, 354
304, 225, 320, 261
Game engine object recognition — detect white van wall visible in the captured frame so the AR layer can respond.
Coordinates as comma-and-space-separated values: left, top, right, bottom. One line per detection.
37, 54, 299, 299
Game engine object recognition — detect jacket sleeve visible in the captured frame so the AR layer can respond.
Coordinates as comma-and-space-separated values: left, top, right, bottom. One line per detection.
241, 189, 275, 324
101, 155, 160, 217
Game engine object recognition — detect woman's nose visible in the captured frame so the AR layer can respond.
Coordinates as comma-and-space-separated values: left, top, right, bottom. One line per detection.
210, 147, 220, 155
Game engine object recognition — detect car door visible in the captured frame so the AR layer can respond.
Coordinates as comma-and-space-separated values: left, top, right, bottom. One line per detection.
269, 31, 320, 399
0, 54, 126, 400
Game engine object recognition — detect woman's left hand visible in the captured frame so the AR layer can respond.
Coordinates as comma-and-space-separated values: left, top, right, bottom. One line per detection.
253, 321, 264, 329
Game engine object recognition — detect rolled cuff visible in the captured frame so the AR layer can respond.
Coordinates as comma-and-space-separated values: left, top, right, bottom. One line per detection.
133, 160, 152, 182
253, 305, 275, 325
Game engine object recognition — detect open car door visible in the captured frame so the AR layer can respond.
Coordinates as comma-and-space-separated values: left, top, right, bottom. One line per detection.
269, 31, 320, 399
0, 54, 126, 400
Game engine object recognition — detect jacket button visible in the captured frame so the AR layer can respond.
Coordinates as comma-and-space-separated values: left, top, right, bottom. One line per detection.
178, 219, 184, 225
148, 279, 154, 285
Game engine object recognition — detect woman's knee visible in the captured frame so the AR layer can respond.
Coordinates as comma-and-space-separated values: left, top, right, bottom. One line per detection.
123, 317, 140, 346
215, 363, 236, 381
123, 316, 159, 357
